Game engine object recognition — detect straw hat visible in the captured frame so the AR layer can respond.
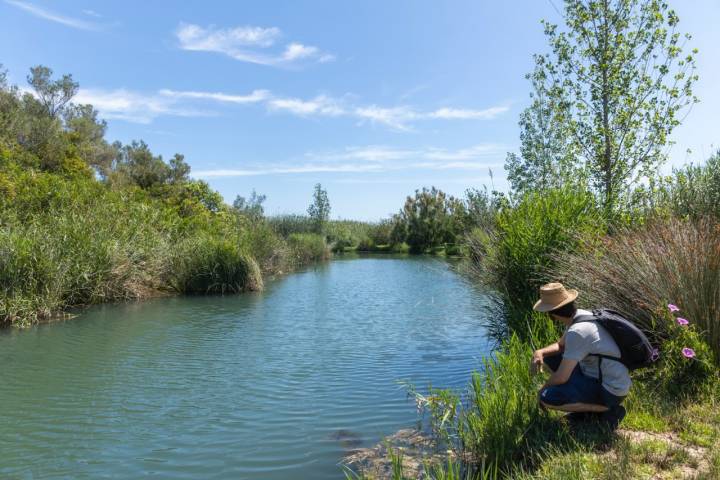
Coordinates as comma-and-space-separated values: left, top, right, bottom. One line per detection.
533, 282, 578, 312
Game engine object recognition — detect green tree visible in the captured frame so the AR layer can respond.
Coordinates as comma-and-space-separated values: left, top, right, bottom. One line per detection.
64, 103, 117, 177
112, 140, 171, 189
307, 183, 330, 233
505, 63, 582, 194
168, 153, 191, 184
397, 187, 458, 253
520, 0, 698, 214
233, 189, 267, 220
27, 65, 78, 118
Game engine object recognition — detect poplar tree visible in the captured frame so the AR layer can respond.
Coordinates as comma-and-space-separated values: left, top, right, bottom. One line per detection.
511, 0, 698, 213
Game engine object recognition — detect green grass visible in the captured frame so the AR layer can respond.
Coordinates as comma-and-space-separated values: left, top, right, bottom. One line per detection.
0, 170, 331, 326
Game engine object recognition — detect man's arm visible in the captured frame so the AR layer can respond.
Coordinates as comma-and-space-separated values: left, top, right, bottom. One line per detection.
543, 358, 578, 387
530, 333, 566, 373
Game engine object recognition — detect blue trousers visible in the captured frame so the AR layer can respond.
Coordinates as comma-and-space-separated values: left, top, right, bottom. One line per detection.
539, 353, 625, 408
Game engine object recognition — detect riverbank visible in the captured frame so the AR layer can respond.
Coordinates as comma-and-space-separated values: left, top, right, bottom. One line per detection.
0, 168, 332, 327
342, 185, 720, 479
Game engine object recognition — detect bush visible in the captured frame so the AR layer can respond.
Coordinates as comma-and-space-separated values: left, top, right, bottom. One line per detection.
356, 237, 375, 252
0, 186, 172, 325
268, 214, 316, 237
170, 236, 263, 294
551, 217, 720, 362
470, 187, 605, 341
287, 233, 331, 266
368, 219, 393, 246
641, 309, 717, 394
656, 151, 720, 221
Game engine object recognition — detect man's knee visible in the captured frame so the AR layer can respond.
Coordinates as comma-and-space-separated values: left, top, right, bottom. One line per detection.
539, 385, 568, 407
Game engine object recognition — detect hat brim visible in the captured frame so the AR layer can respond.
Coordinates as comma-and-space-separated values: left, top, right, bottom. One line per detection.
532, 289, 578, 312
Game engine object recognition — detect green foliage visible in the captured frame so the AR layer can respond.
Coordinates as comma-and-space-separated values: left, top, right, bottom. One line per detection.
516, 0, 698, 213
505, 63, 583, 195
26, 65, 78, 118
287, 233, 331, 266
169, 236, 263, 294
461, 335, 547, 469
233, 189, 266, 220
643, 309, 716, 395
464, 187, 505, 234
470, 187, 605, 341
0, 175, 172, 324
394, 187, 465, 253
643, 151, 720, 220
308, 183, 331, 234
268, 214, 316, 238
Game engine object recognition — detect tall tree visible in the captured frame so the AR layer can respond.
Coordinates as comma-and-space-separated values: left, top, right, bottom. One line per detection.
516, 0, 698, 213
233, 190, 267, 220
307, 183, 330, 234
505, 62, 582, 194
27, 65, 78, 118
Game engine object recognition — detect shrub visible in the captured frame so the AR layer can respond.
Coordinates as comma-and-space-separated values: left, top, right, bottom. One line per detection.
368, 219, 393, 246
0, 191, 172, 325
641, 308, 717, 394
470, 187, 605, 341
268, 214, 316, 237
170, 236, 263, 294
287, 233, 331, 266
550, 218, 720, 362
356, 237, 375, 252
658, 151, 720, 221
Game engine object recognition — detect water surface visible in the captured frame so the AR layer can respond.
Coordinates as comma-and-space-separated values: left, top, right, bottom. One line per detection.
0, 255, 493, 479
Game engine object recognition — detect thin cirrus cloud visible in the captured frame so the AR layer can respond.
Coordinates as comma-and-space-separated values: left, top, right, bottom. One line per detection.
73, 86, 508, 130
192, 144, 508, 179
4, 0, 102, 30
176, 23, 335, 66
73, 89, 216, 124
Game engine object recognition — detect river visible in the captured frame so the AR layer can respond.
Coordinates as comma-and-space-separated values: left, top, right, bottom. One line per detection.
0, 255, 494, 479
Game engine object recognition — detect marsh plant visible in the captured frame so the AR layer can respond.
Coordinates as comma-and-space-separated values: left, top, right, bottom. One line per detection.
550, 217, 720, 361
468, 186, 604, 342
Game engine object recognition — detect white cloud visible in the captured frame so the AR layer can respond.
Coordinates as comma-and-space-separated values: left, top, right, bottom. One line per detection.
159, 88, 270, 104
74, 89, 213, 124
267, 95, 345, 116
175, 23, 333, 67
193, 143, 509, 178
428, 106, 509, 120
354, 105, 417, 131
68, 84, 508, 129
5, 0, 101, 30
307, 146, 417, 162
282, 43, 318, 61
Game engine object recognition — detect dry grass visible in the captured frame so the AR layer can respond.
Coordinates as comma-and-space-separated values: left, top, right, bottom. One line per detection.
549, 217, 720, 361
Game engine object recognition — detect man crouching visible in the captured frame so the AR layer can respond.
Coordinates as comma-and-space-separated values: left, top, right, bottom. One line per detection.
531, 282, 630, 430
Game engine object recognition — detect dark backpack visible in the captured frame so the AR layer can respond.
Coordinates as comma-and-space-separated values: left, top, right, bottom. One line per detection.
573, 308, 655, 371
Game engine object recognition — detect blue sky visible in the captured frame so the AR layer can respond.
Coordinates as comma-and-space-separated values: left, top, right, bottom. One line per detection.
2, 0, 719, 220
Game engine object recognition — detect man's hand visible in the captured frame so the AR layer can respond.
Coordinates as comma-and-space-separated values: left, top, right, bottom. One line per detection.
530, 350, 544, 375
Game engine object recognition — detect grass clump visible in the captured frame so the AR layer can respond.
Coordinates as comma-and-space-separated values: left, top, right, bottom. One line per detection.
287, 233, 331, 266
551, 217, 720, 362
170, 236, 263, 294
469, 186, 604, 341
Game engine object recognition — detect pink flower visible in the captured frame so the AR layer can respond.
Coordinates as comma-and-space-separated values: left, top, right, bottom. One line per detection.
676, 317, 689, 326
668, 304, 680, 312
682, 348, 695, 358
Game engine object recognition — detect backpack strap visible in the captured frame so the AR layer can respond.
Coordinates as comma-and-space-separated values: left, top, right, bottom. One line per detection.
570, 314, 622, 384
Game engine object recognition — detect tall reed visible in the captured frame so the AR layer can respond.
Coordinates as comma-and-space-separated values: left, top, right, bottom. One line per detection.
549, 217, 720, 361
